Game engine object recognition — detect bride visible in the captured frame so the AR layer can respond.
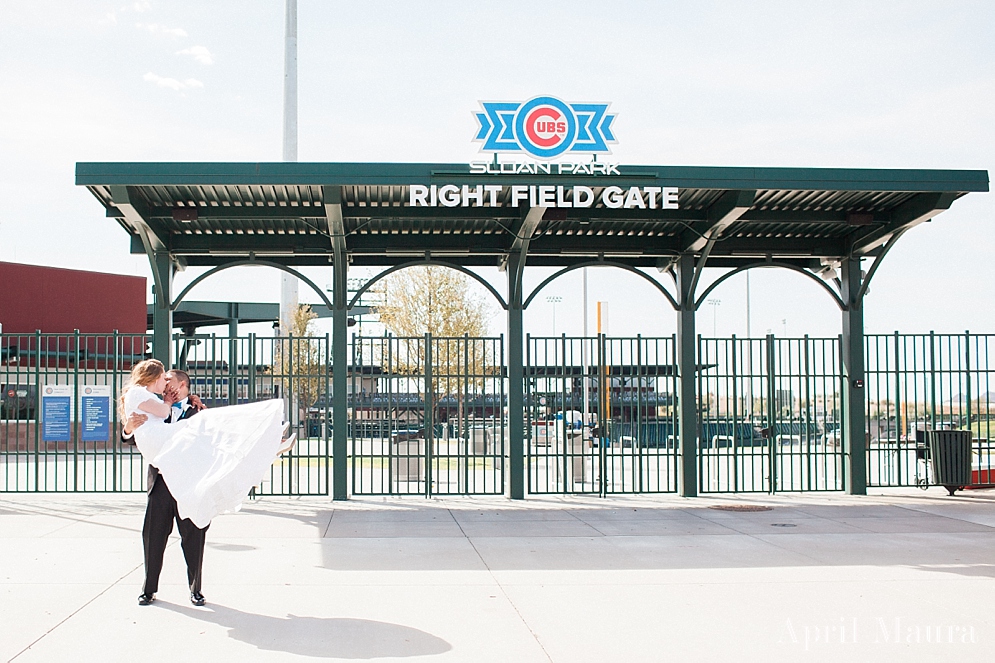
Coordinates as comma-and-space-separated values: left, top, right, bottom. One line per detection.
122, 359, 286, 528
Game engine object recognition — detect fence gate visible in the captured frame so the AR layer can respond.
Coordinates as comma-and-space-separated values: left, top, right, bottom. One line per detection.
1, 332, 148, 492
177, 333, 331, 496
865, 333, 995, 489
526, 336, 679, 495
349, 335, 506, 496
697, 336, 844, 493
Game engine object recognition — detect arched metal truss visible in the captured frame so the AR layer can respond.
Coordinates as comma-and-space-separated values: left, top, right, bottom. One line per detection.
171, 259, 335, 311
523, 260, 680, 311
854, 229, 907, 308
694, 261, 846, 311
348, 260, 509, 311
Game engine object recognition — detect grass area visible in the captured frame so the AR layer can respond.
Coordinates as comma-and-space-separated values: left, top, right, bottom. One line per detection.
272, 455, 500, 470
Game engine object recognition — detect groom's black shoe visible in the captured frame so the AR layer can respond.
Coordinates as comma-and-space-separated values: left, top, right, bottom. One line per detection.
138, 593, 155, 606
191, 592, 206, 606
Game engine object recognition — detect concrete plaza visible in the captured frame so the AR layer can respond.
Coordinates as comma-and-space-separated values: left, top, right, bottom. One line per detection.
2, 488, 994, 662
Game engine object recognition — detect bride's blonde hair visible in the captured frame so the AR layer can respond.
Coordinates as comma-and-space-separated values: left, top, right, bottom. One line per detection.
119, 359, 166, 419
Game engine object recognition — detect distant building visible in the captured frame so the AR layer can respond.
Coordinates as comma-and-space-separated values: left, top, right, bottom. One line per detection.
0, 261, 145, 334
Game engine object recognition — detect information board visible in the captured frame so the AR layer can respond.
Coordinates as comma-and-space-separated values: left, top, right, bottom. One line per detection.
81, 385, 112, 442
41, 385, 73, 442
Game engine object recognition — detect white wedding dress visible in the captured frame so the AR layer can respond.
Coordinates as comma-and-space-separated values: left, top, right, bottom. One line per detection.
124, 386, 285, 528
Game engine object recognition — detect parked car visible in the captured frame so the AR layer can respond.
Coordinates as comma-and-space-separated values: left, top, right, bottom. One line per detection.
1, 384, 36, 420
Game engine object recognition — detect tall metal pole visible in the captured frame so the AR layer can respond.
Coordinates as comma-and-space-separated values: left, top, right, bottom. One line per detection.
279, 0, 299, 335
152, 251, 173, 368
745, 271, 753, 421
746, 271, 751, 338
676, 254, 698, 496
332, 245, 349, 500
282, 0, 298, 163
582, 267, 589, 427
507, 254, 526, 499
841, 257, 867, 495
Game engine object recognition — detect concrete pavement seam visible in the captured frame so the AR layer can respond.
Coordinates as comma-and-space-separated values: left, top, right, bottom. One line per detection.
7, 560, 145, 662
322, 508, 335, 537
448, 508, 555, 663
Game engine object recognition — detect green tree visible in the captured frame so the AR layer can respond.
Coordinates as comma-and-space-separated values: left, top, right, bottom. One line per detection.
375, 266, 497, 431
275, 304, 326, 424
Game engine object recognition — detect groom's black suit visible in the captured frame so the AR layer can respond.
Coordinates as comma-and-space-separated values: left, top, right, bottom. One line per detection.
130, 401, 209, 597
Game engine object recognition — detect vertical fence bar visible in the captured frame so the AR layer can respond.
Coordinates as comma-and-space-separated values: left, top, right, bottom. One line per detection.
965, 330, 972, 434
766, 333, 777, 494
424, 333, 433, 499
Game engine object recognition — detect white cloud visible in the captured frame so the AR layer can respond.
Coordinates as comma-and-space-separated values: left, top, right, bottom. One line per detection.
131, 1, 152, 11
176, 45, 214, 65
143, 72, 203, 92
98, 12, 117, 25
136, 22, 187, 37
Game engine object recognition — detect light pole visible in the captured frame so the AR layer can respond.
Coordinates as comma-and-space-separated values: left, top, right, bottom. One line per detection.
745, 271, 751, 338
546, 296, 562, 335
707, 298, 721, 336
279, 0, 299, 335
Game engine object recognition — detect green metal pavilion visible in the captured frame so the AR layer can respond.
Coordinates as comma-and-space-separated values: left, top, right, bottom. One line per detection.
76, 162, 989, 499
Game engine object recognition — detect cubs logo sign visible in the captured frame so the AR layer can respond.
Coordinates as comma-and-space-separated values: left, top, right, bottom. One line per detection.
474, 96, 616, 159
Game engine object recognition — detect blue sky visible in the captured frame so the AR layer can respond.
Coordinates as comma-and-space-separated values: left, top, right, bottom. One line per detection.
0, 1, 991, 338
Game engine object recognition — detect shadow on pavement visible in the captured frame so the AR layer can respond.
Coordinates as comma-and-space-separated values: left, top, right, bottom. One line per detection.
206, 542, 257, 552
159, 602, 452, 659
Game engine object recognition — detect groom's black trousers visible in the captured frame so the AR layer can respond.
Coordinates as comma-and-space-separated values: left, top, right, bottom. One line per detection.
142, 474, 209, 595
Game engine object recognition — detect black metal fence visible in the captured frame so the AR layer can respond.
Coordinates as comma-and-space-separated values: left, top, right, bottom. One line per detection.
525, 335, 679, 495
697, 336, 843, 493
176, 333, 330, 496
3, 331, 993, 495
349, 335, 506, 496
0, 332, 146, 491
865, 332, 995, 489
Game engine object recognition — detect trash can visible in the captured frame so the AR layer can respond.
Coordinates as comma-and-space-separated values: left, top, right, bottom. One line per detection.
926, 430, 972, 496
471, 428, 490, 455
392, 437, 425, 483
568, 430, 587, 484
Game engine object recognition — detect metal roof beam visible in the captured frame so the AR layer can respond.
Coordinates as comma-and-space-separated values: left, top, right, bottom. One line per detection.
710, 237, 848, 257
131, 203, 895, 226
108, 185, 167, 252
137, 206, 329, 220
738, 210, 889, 223
75, 162, 990, 193
169, 236, 332, 253
174, 254, 819, 270
509, 206, 546, 255
681, 190, 756, 253
507, 206, 546, 305
166, 233, 845, 259
341, 206, 710, 222
850, 192, 958, 255
322, 186, 348, 309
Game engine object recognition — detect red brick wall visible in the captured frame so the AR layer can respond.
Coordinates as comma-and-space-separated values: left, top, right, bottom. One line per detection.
0, 262, 146, 333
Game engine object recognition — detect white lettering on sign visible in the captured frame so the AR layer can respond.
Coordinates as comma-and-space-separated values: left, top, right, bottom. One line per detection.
469, 160, 621, 176
407, 185, 678, 209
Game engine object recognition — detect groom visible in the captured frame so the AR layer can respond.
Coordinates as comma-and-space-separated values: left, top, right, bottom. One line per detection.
123, 369, 209, 607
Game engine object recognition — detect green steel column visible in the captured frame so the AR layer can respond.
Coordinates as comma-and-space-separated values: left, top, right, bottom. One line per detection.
228, 312, 238, 405
151, 251, 172, 368
507, 254, 526, 499
841, 257, 867, 495
332, 259, 349, 500
676, 254, 699, 497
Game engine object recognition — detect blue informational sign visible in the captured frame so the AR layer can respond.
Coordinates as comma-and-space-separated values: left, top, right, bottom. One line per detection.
42, 385, 73, 442
81, 386, 111, 442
